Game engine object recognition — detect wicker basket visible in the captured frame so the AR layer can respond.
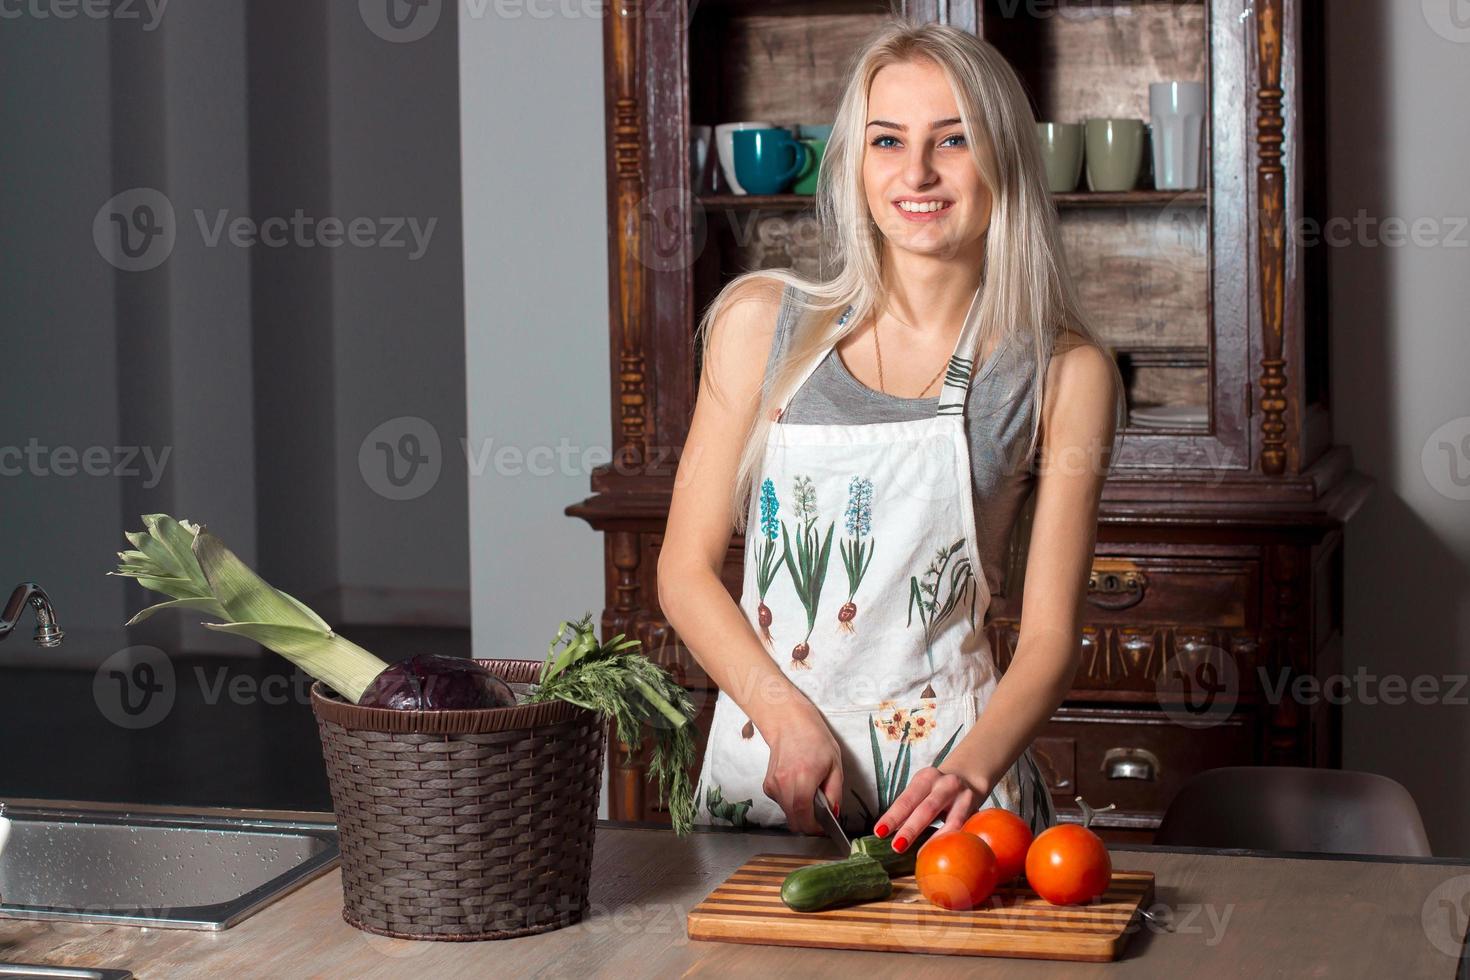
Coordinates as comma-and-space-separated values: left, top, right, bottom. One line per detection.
310, 658, 606, 941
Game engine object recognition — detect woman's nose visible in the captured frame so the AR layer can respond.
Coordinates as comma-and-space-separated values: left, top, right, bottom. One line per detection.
903, 144, 938, 187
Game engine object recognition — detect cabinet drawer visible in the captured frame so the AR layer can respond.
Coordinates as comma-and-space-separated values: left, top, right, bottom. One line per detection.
992, 553, 1259, 630
1039, 707, 1257, 817
1083, 555, 1259, 629
990, 552, 1263, 698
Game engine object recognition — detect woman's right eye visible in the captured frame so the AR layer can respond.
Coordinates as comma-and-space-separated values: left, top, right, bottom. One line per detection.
870, 135, 900, 148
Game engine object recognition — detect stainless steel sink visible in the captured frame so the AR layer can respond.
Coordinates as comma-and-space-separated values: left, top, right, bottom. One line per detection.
0, 805, 338, 930
0, 965, 133, 979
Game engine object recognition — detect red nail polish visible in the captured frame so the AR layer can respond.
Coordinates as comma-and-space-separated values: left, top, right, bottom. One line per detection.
894, 836, 908, 852
875, 822, 889, 837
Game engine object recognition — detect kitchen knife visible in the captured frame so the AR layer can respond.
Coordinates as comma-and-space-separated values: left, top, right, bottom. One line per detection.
812, 789, 850, 854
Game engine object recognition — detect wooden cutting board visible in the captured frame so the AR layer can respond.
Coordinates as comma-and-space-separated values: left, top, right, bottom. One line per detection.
687, 852, 1156, 962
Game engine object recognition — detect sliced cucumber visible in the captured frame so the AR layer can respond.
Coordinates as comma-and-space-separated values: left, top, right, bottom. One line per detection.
849, 824, 941, 877
849, 834, 916, 877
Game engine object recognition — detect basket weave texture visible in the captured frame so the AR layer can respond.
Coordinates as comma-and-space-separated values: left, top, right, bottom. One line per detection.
311, 658, 606, 941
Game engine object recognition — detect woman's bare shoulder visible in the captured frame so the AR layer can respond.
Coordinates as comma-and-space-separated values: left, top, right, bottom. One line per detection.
1041, 329, 1120, 429
714, 276, 793, 345
700, 275, 789, 405
1049, 326, 1097, 357
1047, 329, 1114, 374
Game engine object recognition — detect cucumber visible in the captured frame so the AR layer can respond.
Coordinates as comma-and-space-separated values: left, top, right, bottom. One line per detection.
779, 853, 892, 912
849, 824, 941, 877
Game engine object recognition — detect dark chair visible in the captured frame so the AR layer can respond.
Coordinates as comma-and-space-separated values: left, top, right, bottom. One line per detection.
1154, 766, 1432, 858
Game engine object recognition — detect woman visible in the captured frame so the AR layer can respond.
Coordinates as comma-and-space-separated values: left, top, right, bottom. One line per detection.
660, 20, 1124, 851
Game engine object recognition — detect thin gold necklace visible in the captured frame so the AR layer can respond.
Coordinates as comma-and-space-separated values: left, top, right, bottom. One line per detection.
872, 316, 948, 398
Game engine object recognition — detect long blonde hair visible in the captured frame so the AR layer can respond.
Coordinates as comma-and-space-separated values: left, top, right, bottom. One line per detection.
696, 18, 1126, 533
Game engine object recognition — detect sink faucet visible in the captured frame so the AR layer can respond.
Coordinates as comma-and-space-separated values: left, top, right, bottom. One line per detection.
1, 583, 64, 647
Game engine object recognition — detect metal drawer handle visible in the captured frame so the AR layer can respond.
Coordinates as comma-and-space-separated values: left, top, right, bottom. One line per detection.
1102, 747, 1161, 782
1086, 569, 1148, 611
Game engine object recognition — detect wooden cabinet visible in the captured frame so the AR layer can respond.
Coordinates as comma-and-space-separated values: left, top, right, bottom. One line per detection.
570, 0, 1370, 839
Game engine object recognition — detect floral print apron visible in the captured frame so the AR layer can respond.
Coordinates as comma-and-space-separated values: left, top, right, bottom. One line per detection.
693, 288, 1058, 837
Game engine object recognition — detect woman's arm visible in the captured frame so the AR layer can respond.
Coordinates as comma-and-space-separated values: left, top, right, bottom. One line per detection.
875, 336, 1120, 848
658, 279, 843, 833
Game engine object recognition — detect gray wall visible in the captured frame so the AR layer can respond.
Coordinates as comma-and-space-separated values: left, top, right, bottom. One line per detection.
325, 2, 470, 627
0, 2, 469, 660
458, 6, 610, 662
247, 0, 337, 633
1327, 1, 1470, 856
1, 14, 120, 650
248, 0, 469, 629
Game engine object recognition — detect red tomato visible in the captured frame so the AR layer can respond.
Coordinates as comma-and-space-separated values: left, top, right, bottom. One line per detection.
961, 808, 1034, 883
1024, 823, 1112, 905
914, 831, 1000, 911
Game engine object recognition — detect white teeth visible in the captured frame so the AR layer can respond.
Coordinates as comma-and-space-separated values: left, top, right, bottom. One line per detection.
897, 200, 951, 213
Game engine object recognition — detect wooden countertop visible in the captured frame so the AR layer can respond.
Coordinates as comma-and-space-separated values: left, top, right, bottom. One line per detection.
3, 814, 1468, 978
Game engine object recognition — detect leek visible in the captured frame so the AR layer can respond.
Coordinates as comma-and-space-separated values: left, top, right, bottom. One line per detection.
111, 514, 390, 702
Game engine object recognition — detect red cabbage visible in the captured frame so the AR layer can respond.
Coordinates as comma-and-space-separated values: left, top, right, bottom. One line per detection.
357, 654, 516, 710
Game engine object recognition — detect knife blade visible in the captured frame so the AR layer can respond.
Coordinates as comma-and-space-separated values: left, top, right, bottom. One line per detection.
812, 789, 850, 854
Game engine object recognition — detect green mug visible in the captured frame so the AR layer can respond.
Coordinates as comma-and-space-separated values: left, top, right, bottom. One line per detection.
792, 138, 827, 195
1084, 118, 1145, 192
1036, 123, 1083, 193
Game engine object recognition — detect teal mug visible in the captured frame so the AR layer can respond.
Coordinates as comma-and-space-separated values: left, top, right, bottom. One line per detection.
732, 128, 811, 195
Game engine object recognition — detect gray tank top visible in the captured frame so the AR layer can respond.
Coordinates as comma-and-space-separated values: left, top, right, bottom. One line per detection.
763, 284, 1039, 603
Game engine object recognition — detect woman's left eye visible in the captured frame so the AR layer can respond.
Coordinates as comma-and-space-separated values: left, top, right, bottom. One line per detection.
940, 134, 966, 148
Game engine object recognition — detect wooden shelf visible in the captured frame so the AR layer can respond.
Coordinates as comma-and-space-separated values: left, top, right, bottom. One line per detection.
697, 193, 815, 210
697, 189, 1207, 211
1054, 189, 1207, 208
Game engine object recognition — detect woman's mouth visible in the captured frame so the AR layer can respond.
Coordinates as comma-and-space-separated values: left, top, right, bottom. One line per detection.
893, 198, 954, 222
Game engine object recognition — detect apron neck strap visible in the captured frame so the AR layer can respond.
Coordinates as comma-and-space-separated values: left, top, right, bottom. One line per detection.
935, 284, 985, 417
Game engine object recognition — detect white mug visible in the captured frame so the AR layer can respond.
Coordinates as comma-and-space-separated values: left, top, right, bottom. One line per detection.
691, 124, 712, 191
1148, 81, 1206, 190
715, 121, 773, 195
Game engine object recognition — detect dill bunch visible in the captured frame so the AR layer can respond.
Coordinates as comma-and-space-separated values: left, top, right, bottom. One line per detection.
526, 613, 698, 835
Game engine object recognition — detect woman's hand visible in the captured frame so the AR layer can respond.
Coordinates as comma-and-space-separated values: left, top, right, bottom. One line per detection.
761, 702, 845, 835
873, 765, 990, 851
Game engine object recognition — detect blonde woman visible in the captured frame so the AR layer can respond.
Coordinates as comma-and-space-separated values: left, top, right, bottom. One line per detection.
661, 20, 1124, 852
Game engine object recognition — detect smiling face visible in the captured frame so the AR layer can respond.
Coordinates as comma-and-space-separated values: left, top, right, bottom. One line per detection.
862, 58, 993, 260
